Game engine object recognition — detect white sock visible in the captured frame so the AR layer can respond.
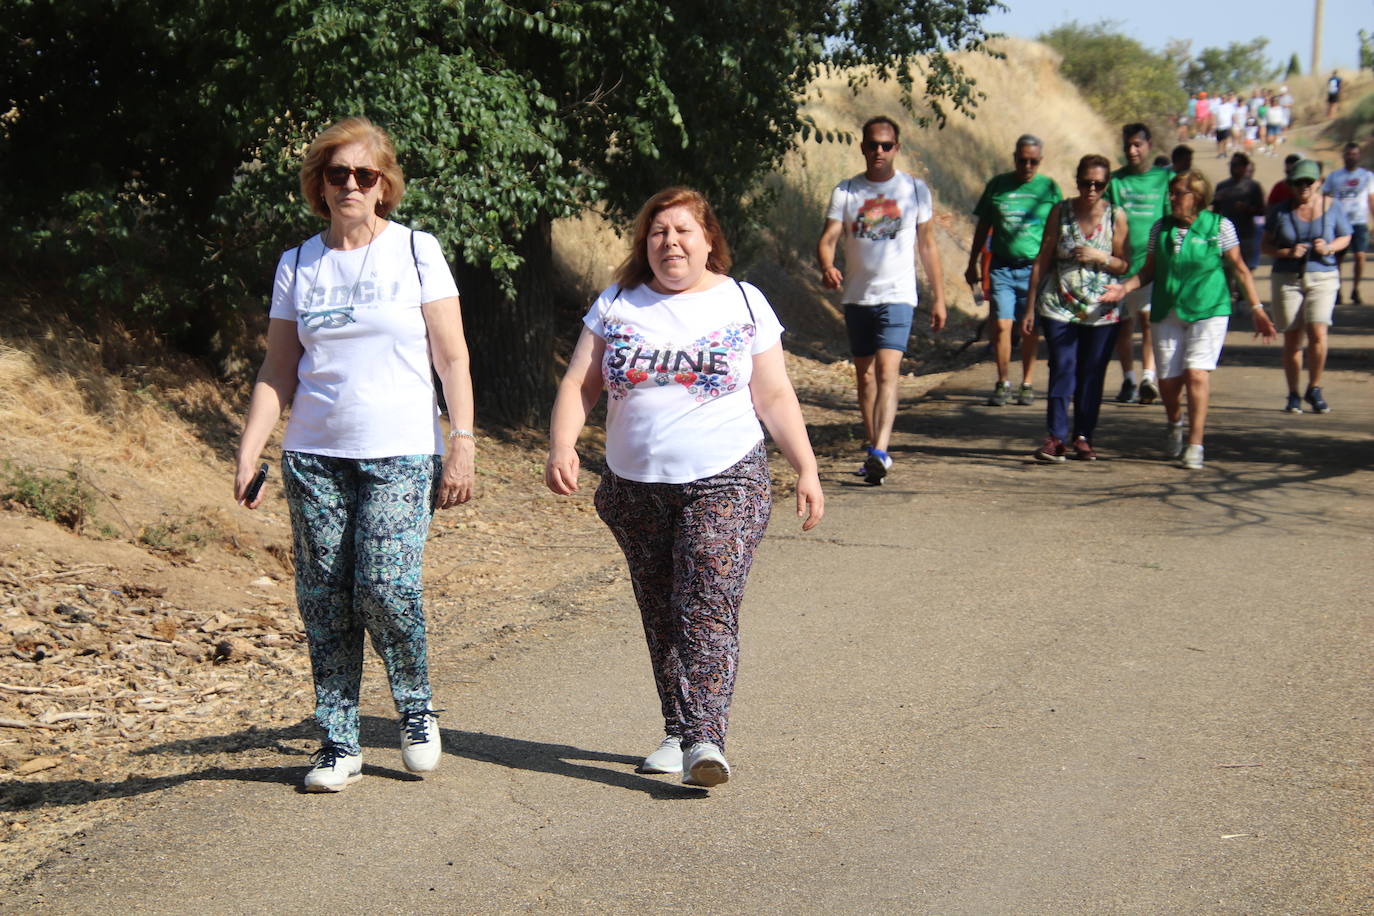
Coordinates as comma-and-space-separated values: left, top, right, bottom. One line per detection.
1124, 370, 1138, 385
1141, 370, 1157, 383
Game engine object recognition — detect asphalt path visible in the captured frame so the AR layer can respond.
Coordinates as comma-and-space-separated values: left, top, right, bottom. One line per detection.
6, 294, 1371, 914
5, 150, 1372, 914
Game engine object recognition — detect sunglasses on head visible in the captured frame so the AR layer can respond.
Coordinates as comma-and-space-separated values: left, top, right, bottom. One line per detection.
323, 165, 383, 189
1016, 156, 1041, 166
1077, 179, 1106, 191
862, 141, 896, 152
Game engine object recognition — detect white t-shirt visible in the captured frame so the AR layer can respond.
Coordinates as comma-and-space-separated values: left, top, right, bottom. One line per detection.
269, 222, 460, 459
1322, 167, 1374, 225
584, 278, 784, 484
825, 170, 933, 305
1214, 102, 1236, 130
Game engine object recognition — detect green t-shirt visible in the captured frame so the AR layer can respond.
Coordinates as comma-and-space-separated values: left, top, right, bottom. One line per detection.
973, 172, 1063, 262
1106, 166, 1172, 274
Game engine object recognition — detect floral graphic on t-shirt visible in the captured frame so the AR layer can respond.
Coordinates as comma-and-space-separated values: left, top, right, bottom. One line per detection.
602, 319, 755, 402
852, 195, 902, 241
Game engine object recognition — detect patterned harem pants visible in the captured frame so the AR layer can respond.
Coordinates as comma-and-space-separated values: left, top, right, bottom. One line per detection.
282, 451, 440, 753
594, 442, 772, 751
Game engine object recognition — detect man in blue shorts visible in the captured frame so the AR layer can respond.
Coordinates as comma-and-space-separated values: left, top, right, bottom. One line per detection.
818, 115, 947, 484
965, 134, 1062, 406
1323, 142, 1373, 304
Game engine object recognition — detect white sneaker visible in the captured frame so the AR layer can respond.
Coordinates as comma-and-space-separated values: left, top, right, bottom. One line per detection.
682, 742, 730, 787
304, 744, 363, 792
637, 735, 683, 774
400, 710, 442, 774
1166, 422, 1185, 458
1180, 444, 1204, 470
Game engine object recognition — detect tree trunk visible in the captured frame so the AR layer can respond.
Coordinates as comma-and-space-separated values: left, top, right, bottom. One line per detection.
454, 217, 557, 428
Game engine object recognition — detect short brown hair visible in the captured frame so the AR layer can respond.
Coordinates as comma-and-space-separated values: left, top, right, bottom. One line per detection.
299, 117, 405, 220
613, 187, 733, 290
1076, 154, 1112, 180
1169, 168, 1213, 209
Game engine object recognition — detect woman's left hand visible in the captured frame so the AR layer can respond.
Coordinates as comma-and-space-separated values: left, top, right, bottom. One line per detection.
1072, 246, 1105, 266
436, 438, 475, 509
1251, 307, 1279, 343
1100, 283, 1126, 303
796, 471, 825, 532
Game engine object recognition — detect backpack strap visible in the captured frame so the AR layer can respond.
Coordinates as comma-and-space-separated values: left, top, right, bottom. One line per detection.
410, 228, 423, 287
287, 243, 304, 303
733, 278, 756, 324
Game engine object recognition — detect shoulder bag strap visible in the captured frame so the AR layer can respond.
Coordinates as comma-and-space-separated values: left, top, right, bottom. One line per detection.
733, 278, 756, 324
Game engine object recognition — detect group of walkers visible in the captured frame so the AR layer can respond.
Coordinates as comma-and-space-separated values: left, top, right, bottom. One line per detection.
231, 110, 1365, 797
819, 117, 1364, 482
236, 117, 824, 793
1182, 87, 1294, 158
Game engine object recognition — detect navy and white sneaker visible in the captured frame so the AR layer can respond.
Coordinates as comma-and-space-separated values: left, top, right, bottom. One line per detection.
1284, 393, 1304, 414
1304, 386, 1330, 414
400, 709, 442, 774
862, 448, 892, 486
304, 743, 363, 792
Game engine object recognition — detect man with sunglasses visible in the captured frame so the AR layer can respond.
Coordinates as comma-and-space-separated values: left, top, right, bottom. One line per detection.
965, 134, 1062, 406
818, 116, 946, 485
1106, 122, 1171, 405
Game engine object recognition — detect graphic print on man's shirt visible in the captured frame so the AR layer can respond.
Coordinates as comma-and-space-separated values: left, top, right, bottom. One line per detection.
602, 317, 757, 403
852, 196, 903, 241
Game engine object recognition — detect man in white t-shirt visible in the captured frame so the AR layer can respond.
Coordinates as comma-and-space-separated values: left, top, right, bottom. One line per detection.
817, 115, 946, 485
1214, 94, 1236, 157
1323, 141, 1374, 304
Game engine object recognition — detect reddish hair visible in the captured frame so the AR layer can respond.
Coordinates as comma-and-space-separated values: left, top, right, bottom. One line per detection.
614, 187, 733, 290
299, 117, 405, 220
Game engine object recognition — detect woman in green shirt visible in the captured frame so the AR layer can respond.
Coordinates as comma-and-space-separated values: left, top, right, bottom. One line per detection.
1106, 170, 1277, 469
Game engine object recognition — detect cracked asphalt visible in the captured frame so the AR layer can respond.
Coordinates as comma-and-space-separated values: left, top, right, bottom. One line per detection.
6, 290, 1373, 914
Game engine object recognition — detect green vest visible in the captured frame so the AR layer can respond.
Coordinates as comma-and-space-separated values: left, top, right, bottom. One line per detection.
1151, 210, 1232, 323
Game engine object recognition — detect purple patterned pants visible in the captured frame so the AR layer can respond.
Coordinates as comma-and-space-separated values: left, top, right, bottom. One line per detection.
594, 442, 772, 751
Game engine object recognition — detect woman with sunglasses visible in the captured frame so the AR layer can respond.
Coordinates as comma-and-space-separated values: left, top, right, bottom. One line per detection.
234, 116, 475, 791
1262, 159, 1352, 414
546, 187, 823, 789
1106, 169, 1278, 469
1022, 154, 1130, 462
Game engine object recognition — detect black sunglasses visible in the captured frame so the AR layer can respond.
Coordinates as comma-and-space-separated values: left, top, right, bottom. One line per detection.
862, 141, 896, 152
324, 165, 383, 189
1077, 179, 1107, 191
1016, 156, 1041, 166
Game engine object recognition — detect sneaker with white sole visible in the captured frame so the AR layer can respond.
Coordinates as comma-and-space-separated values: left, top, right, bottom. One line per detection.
636, 735, 683, 774
682, 742, 730, 788
304, 743, 363, 792
1180, 444, 1204, 470
400, 709, 442, 774
1137, 377, 1159, 405
1165, 421, 1185, 458
862, 449, 892, 486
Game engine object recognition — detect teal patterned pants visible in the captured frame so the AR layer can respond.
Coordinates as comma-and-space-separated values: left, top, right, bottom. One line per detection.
282, 451, 440, 753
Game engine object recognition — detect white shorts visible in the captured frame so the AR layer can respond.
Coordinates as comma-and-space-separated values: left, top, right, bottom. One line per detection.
1152, 313, 1230, 377
1121, 283, 1152, 319
1271, 270, 1338, 330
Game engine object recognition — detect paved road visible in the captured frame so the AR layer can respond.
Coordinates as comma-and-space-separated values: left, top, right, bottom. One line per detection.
6, 290, 1371, 913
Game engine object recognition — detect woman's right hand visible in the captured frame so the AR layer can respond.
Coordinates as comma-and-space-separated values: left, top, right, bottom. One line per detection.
234, 460, 265, 509
1020, 310, 1036, 337
1100, 283, 1126, 304
1290, 242, 1309, 259
545, 445, 580, 495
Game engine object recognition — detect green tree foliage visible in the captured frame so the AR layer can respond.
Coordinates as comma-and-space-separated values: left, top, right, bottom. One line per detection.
2, 0, 998, 423
1179, 38, 1281, 94
1038, 21, 1186, 128
1286, 53, 1302, 78
1360, 31, 1374, 72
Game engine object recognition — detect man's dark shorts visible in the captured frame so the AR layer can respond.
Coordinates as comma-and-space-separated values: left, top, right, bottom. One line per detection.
844, 303, 915, 357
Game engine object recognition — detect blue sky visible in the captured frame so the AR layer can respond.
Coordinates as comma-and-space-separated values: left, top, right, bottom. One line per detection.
985, 1, 1368, 72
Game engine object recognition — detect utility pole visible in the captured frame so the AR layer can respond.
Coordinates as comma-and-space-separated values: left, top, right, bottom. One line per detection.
1312, 0, 1324, 73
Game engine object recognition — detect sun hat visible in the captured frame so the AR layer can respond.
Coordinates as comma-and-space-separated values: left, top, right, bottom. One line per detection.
1288, 159, 1321, 183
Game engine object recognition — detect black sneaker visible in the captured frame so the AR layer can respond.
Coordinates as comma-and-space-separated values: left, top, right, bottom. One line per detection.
1304, 386, 1330, 414
986, 381, 1011, 406
1284, 392, 1303, 414
862, 449, 892, 485
1116, 379, 1138, 403
1137, 377, 1159, 405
